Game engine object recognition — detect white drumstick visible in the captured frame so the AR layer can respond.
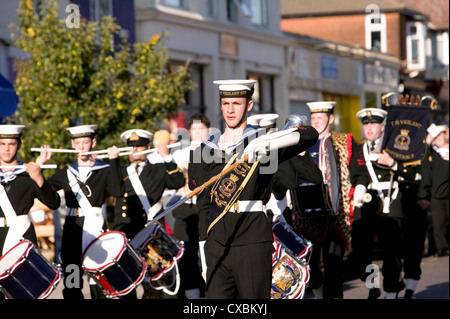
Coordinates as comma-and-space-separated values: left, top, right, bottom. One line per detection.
31, 148, 80, 153
0, 164, 58, 169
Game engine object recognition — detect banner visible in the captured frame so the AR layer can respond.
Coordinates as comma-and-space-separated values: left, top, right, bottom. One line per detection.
381, 104, 430, 163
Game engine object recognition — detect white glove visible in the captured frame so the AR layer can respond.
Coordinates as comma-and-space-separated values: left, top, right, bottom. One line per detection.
353, 184, 367, 208
243, 128, 300, 163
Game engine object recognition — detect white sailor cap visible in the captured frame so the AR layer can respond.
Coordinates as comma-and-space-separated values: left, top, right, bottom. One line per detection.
0, 124, 25, 139
356, 108, 387, 124
435, 124, 448, 133
307, 101, 336, 114
120, 129, 153, 146
213, 79, 257, 98
66, 124, 98, 139
247, 113, 279, 128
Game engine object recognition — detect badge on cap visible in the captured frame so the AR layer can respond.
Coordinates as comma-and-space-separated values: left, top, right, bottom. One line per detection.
120, 129, 153, 146
356, 108, 387, 124
0, 125, 25, 139
66, 125, 98, 139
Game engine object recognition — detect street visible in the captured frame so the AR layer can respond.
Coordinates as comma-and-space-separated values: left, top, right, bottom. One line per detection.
45, 254, 448, 300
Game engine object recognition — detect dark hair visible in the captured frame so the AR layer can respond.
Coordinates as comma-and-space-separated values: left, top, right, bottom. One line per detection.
188, 113, 210, 129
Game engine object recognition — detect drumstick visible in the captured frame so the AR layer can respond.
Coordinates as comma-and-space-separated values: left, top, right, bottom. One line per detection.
79, 147, 133, 155
31, 148, 80, 153
0, 164, 58, 169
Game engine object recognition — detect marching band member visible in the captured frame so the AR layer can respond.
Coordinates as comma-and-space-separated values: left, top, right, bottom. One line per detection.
419, 124, 449, 258
171, 114, 211, 299
351, 108, 416, 299
113, 128, 185, 299
0, 124, 61, 300
188, 79, 319, 299
292, 101, 368, 299
45, 124, 123, 299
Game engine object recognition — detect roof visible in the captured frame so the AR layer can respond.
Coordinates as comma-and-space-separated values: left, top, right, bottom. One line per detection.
280, 0, 421, 17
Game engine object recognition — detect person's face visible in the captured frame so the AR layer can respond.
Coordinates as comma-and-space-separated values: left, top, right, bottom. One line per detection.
363, 122, 384, 141
189, 122, 209, 142
0, 138, 19, 164
129, 145, 149, 163
221, 97, 253, 129
310, 113, 333, 136
72, 137, 96, 160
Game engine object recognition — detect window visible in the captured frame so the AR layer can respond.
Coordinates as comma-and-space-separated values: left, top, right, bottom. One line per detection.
227, 0, 268, 25
164, 0, 185, 8
207, 0, 218, 18
90, 0, 112, 21
365, 13, 386, 53
406, 21, 426, 70
249, 0, 268, 26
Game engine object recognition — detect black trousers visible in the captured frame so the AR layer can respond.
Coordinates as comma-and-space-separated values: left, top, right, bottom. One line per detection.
204, 239, 273, 299
301, 229, 346, 299
351, 194, 404, 293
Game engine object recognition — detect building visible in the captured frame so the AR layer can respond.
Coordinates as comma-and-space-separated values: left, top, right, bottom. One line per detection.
280, 0, 449, 124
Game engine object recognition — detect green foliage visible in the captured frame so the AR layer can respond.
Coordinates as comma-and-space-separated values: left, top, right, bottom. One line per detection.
9, 0, 194, 168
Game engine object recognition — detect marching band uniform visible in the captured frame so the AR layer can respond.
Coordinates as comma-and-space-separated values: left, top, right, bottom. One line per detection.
0, 125, 60, 299
47, 125, 124, 299
113, 129, 185, 299
0, 125, 60, 255
292, 102, 368, 299
351, 108, 416, 299
188, 80, 319, 299
113, 129, 185, 239
171, 114, 211, 299
419, 125, 449, 257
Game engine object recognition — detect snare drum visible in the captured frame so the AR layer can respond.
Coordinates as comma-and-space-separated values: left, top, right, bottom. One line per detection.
82, 231, 146, 298
0, 240, 61, 299
272, 219, 312, 263
131, 221, 184, 281
271, 220, 312, 299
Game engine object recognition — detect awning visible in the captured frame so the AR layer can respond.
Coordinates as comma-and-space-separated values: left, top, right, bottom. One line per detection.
0, 74, 19, 118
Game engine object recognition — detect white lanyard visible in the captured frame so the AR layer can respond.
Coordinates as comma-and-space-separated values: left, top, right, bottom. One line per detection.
126, 164, 153, 220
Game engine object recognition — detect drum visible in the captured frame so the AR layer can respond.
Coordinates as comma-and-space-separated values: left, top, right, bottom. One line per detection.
0, 240, 61, 299
130, 221, 184, 281
271, 220, 312, 299
82, 231, 147, 298
293, 183, 334, 214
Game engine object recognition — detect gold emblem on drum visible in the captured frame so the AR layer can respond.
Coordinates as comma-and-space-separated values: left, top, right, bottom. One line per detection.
219, 174, 239, 197
394, 129, 411, 151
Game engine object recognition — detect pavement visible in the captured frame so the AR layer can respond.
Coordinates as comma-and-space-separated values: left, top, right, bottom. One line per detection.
42, 253, 448, 300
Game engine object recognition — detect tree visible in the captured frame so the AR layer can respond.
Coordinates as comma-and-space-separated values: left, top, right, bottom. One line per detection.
9, 0, 194, 168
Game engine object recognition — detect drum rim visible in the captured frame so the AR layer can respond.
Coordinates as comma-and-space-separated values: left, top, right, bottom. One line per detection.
130, 221, 160, 250
0, 240, 33, 280
81, 231, 127, 272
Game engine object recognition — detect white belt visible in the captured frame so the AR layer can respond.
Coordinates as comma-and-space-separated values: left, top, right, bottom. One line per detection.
228, 200, 264, 213
368, 181, 398, 191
